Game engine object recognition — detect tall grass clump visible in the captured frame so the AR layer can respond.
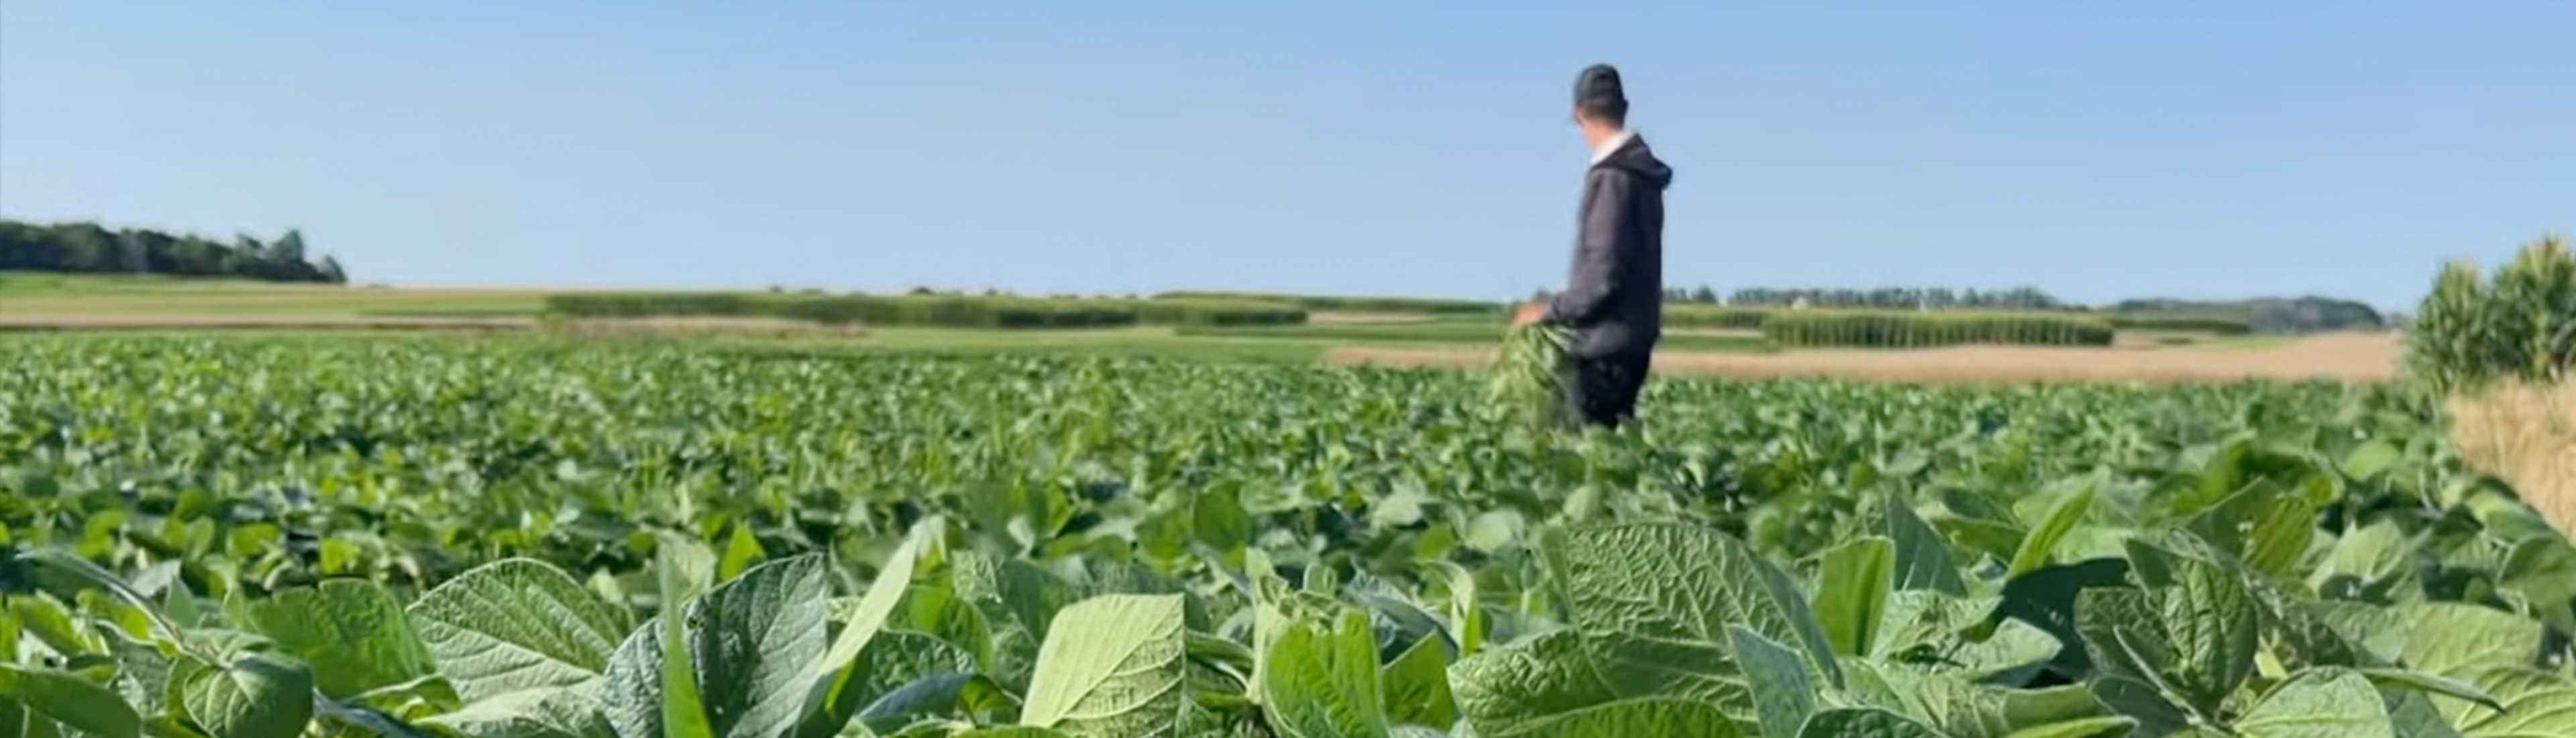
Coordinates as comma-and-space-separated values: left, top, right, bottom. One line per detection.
2409, 233, 2575, 535
2448, 382, 2576, 534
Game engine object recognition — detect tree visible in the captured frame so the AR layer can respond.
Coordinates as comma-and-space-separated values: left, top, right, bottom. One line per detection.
315, 255, 348, 284
271, 229, 306, 262
0, 219, 350, 283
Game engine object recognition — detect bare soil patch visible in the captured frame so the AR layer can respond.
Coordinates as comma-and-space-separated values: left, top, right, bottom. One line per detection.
1331, 331, 2402, 384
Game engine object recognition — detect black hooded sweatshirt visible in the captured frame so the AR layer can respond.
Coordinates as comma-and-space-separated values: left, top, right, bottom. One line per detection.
1545, 134, 1674, 358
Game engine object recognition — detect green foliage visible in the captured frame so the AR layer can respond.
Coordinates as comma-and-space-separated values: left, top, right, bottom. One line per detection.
2408, 233, 2575, 390
1487, 323, 1572, 427
1729, 286, 2068, 311
545, 293, 1307, 328
1019, 594, 1187, 738
2104, 315, 2254, 335
0, 219, 347, 283
1152, 291, 1500, 315
1762, 311, 2115, 348
409, 559, 633, 702
1180, 321, 1768, 352
2, 334, 2574, 738
1663, 304, 1777, 328
2112, 296, 2387, 334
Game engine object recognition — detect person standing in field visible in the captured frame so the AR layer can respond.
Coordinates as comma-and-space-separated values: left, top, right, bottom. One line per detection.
1513, 63, 1674, 427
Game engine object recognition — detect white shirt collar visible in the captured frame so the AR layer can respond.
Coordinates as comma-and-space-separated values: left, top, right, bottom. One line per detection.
1589, 129, 1635, 165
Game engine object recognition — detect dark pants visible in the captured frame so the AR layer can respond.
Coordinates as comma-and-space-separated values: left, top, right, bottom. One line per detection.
1560, 349, 1652, 427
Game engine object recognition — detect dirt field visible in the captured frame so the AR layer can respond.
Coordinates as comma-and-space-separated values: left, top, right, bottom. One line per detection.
1332, 331, 2404, 384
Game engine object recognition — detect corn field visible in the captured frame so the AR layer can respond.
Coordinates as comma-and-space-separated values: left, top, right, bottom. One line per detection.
2408, 233, 2576, 390
1762, 311, 2115, 348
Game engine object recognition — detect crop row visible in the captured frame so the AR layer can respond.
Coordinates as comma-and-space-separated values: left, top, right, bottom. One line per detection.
1, 335, 2569, 738
1763, 311, 2117, 348
544, 293, 1307, 328
2104, 315, 2255, 335
1150, 291, 1501, 315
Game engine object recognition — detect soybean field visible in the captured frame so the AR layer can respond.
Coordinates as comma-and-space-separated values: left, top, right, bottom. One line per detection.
1, 334, 2571, 738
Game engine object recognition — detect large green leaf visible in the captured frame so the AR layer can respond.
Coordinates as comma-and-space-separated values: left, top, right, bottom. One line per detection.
2074, 589, 2169, 687
2307, 521, 2414, 600
2088, 677, 2188, 738
605, 554, 832, 738
2355, 668, 2502, 713
411, 559, 633, 704
1992, 559, 2132, 676
954, 551, 1079, 690
1501, 696, 1742, 738
1263, 610, 1390, 738
658, 546, 717, 738
2184, 480, 2316, 578
1949, 618, 2063, 684
0, 663, 140, 738
2006, 484, 2094, 580
2340, 439, 2401, 481
1538, 524, 1840, 686
856, 672, 1012, 735
1905, 681, 2112, 738
2498, 538, 2576, 634
805, 522, 940, 734
1450, 630, 1621, 737
1871, 498, 1968, 596
174, 653, 315, 738
102, 629, 174, 717
232, 579, 434, 698
1726, 627, 1814, 738
1379, 635, 1458, 730
1794, 708, 1944, 738
423, 686, 614, 738
1019, 594, 1187, 738
2390, 603, 2546, 679
2158, 554, 2258, 715
1994, 717, 2134, 738
2436, 667, 2576, 738
801, 629, 977, 738
1812, 537, 1894, 658
9, 595, 93, 657
2237, 668, 2394, 738
719, 524, 767, 582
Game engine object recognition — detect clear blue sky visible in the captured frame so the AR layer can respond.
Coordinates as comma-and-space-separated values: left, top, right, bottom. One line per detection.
4, 3, 2568, 309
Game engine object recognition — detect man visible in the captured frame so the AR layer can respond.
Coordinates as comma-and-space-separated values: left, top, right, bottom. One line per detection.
1513, 64, 1673, 427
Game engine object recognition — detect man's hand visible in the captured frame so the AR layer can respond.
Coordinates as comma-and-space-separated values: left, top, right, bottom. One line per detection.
1511, 301, 1548, 327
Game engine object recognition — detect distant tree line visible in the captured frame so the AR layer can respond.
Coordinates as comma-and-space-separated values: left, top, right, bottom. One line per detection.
0, 219, 347, 283
2112, 296, 2384, 334
1654, 285, 2070, 311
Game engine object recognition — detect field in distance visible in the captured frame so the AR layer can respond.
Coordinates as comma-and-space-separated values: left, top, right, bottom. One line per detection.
0, 272, 2399, 382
